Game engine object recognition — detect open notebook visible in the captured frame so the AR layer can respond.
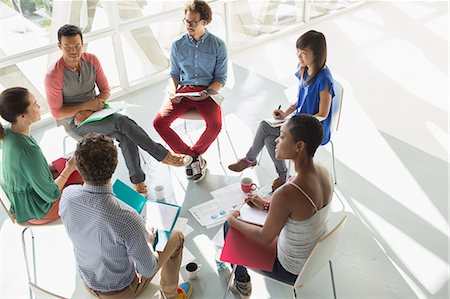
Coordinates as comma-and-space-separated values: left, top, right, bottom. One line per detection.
112, 179, 181, 251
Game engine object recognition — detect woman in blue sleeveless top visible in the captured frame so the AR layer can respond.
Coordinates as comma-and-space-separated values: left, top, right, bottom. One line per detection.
228, 30, 335, 191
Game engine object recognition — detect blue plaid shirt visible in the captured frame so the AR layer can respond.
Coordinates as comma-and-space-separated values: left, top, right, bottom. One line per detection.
170, 29, 227, 87
59, 183, 158, 292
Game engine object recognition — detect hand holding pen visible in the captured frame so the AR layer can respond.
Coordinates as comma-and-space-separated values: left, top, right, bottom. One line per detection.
244, 194, 266, 211
273, 104, 286, 120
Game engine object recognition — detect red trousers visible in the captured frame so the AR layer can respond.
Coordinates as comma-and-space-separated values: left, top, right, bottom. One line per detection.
153, 86, 222, 157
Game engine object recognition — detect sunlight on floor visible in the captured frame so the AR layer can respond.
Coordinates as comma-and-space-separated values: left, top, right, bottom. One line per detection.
353, 200, 448, 295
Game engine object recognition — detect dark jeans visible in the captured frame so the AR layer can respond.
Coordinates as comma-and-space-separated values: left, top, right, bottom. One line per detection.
223, 221, 297, 285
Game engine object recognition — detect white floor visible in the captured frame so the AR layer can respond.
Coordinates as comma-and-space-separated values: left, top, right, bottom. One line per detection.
1, 1, 448, 298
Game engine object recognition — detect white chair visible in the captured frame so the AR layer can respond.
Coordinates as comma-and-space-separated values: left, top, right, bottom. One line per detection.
56, 120, 82, 155
22, 227, 167, 299
179, 93, 238, 171
328, 80, 344, 185
56, 118, 149, 169
257, 79, 344, 184
224, 216, 347, 299
0, 184, 62, 299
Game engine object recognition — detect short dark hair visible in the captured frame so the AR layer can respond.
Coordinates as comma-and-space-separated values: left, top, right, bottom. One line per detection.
184, 0, 212, 23
296, 30, 327, 84
0, 87, 30, 140
287, 114, 324, 158
57, 24, 83, 43
74, 133, 118, 185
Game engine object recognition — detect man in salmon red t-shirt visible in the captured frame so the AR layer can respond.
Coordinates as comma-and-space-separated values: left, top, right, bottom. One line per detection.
45, 24, 192, 196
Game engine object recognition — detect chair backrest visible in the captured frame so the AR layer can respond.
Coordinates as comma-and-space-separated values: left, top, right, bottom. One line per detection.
56, 119, 82, 141
0, 183, 16, 223
294, 216, 347, 288
330, 80, 344, 134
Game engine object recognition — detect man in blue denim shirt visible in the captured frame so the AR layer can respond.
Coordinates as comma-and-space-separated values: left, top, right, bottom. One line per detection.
154, 0, 227, 182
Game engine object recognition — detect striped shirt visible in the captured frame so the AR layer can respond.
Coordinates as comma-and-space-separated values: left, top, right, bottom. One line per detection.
59, 183, 158, 292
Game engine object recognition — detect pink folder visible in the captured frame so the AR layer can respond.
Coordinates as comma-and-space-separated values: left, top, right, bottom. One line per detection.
220, 227, 278, 272
52, 158, 83, 186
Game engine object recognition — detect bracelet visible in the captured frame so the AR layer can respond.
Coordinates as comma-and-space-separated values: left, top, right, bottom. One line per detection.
263, 203, 270, 212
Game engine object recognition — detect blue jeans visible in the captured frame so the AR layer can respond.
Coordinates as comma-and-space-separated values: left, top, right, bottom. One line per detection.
223, 222, 297, 285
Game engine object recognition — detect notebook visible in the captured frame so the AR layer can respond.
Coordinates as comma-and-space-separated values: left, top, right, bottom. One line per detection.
238, 203, 268, 226
112, 179, 181, 251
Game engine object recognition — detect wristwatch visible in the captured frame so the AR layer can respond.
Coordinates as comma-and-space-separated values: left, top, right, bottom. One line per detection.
204, 88, 216, 95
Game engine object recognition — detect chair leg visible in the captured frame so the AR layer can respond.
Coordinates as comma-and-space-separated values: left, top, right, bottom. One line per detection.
223, 264, 237, 299
159, 288, 168, 299
330, 140, 337, 185
21, 227, 35, 299
257, 149, 264, 166
217, 135, 222, 164
222, 117, 238, 160
32, 232, 37, 284
184, 120, 194, 144
329, 260, 337, 299
62, 136, 69, 156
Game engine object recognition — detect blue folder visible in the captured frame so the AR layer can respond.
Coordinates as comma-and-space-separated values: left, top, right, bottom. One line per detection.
112, 179, 181, 250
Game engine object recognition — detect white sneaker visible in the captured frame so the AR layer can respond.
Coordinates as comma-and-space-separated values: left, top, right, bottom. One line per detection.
191, 156, 207, 182
230, 278, 252, 299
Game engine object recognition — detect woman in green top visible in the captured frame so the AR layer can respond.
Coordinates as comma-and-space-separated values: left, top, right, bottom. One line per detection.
0, 87, 77, 224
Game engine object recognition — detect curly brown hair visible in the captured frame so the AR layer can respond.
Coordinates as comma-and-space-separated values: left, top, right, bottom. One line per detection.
75, 133, 118, 185
184, 0, 212, 23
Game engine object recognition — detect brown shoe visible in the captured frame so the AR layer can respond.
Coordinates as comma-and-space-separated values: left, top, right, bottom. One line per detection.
228, 158, 257, 172
271, 177, 285, 192
162, 152, 193, 167
134, 182, 148, 197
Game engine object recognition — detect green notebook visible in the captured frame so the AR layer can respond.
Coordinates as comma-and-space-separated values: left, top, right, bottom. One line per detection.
78, 104, 121, 126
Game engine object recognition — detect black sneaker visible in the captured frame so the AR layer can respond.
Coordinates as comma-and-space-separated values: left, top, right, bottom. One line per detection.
191, 155, 207, 182
185, 162, 194, 179
230, 278, 252, 299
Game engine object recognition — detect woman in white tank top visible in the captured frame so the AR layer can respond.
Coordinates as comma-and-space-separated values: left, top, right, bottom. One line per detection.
225, 114, 333, 298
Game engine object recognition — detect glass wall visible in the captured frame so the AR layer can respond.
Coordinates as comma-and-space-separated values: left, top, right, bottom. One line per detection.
0, 0, 361, 117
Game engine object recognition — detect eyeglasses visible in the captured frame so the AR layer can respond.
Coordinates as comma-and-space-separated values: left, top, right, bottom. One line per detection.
183, 18, 203, 27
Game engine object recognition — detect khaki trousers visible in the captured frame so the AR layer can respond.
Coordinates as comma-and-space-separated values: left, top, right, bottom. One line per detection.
86, 230, 184, 299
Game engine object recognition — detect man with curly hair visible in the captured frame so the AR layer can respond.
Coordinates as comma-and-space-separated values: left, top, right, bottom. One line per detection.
153, 0, 227, 183
59, 133, 192, 299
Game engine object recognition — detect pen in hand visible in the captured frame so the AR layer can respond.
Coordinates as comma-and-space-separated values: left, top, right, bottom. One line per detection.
274, 104, 282, 117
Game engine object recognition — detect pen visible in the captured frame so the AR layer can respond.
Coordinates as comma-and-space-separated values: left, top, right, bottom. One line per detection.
274, 105, 282, 117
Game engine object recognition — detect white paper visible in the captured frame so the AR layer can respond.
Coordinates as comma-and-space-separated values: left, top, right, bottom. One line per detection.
189, 199, 232, 227
211, 183, 246, 209
206, 218, 227, 229
173, 217, 188, 232
239, 204, 268, 226
183, 224, 194, 237
263, 118, 286, 128
173, 217, 194, 237
209, 92, 225, 106
146, 201, 180, 231
211, 228, 225, 247
174, 92, 201, 97
181, 247, 195, 267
